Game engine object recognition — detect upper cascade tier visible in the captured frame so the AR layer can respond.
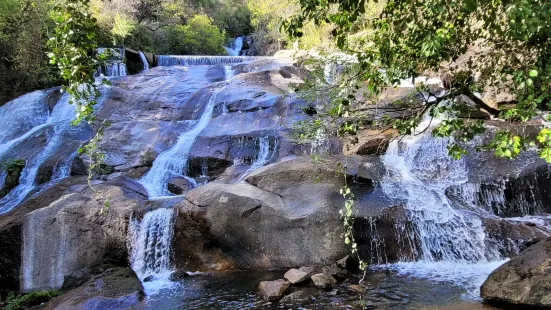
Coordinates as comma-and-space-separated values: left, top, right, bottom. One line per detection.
157, 55, 269, 66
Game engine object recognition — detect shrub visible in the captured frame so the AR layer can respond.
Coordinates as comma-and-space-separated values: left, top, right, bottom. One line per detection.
3, 290, 60, 310
166, 14, 226, 55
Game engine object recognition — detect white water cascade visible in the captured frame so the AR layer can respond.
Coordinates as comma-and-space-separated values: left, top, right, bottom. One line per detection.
0, 84, 110, 214
139, 87, 223, 197
128, 208, 175, 283
225, 37, 244, 56
105, 62, 127, 77
237, 136, 275, 182
139, 52, 150, 72
378, 131, 506, 297
157, 55, 267, 66
0, 94, 76, 214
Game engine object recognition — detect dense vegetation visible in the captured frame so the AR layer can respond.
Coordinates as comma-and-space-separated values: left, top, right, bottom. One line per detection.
0, 0, 334, 105
287, 0, 551, 163
0, 1, 60, 105
2, 290, 60, 310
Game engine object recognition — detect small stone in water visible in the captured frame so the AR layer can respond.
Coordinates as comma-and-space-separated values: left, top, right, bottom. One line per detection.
348, 284, 364, 294
259, 279, 290, 301
311, 273, 337, 289
284, 268, 310, 284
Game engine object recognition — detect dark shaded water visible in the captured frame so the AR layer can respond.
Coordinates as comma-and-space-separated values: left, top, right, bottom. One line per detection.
140, 269, 507, 310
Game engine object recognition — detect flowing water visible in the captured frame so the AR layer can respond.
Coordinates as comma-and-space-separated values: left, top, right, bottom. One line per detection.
375, 131, 510, 298
237, 136, 276, 182
0, 84, 109, 214
225, 37, 244, 56
139, 52, 150, 71
128, 208, 175, 279
157, 55, 267, 66
139, 86, 224, 197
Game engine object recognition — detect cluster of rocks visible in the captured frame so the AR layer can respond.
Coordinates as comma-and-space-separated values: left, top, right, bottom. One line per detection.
258, 256, 359, 301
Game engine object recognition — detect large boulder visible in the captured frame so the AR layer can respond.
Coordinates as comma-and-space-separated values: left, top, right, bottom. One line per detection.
44, 267, 144, 310
172, 156, 372, 270
481, 237, 551, 307
0, 176, 87, 293
20, 177, 148, 291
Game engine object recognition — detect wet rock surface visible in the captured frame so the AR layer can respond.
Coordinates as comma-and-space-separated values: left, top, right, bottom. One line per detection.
481, 237, 551, 307
44, 267, 144, 310
21, 177, 148, 291
0, 176, 87, 293
311, 273, 338, 289
283, 268, 310, 284
258, 279, 290, 301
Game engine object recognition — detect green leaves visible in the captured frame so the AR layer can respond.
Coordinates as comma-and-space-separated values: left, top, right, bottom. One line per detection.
48, 0, 103, 124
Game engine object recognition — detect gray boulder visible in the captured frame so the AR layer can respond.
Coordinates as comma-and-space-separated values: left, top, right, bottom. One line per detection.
44, 268, 144, 310
174, 157, 360, 270
311, 273, 337, 289
284, 268, 310, 284
258, 279, 290, 301
20, 177, 147, 291
481, 237, 551, 306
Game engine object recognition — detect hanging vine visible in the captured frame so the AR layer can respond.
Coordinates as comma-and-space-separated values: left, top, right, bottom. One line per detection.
48, 0, 110, 211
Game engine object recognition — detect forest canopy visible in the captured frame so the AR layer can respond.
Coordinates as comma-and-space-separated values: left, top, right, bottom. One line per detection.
286, 0, 551, 163
0, 0, 334, 105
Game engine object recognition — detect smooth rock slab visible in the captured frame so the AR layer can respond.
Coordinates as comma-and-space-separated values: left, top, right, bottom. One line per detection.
284, 268, 310, 284
44, 268, 144, 310
311, 273, 337, 289
481, 237, 551, 307
259, 279, 290, 301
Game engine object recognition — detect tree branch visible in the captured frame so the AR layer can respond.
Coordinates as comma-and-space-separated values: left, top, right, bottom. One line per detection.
464, 89, 501, 116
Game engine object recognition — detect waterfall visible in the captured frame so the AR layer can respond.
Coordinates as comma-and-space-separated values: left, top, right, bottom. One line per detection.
157, 55, 267, 67
139, 87, 224, 197
225, 37, 244, 56
378, 132, 506, 298
0, 84, 109, 214
224, 65, 234, 81
104, 62, 127, 77
128, 208, 175, 281
381, 134, 495, 262
139, 52, 150, 72
0, 90, 50, 145
237, 136, 276, 182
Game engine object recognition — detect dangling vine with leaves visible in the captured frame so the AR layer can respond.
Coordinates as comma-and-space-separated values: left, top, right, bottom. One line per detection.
48, 0, 110, 210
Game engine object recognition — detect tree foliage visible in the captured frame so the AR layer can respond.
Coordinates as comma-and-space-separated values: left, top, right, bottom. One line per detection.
248, 0, 334, 55
48, 0, 106, 124
0, 0, 60, 105
166, 14, 227, 55
286, 0, 551, 162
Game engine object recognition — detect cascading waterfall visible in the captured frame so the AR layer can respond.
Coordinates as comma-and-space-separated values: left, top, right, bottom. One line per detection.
0, 91, 50, 145
139, 52, 150, 72
381, 134, 496, 262
0, 94, 75, 214
237, 136, 276, 182
128, 208, 175, 285
139, 87, 224, 197
0, 84, 110, 214
224, 65, 234, 81
105, 62, 127, 77
157, 55, 267, 67
377, 131, 506, 297
225, 37, 244, 56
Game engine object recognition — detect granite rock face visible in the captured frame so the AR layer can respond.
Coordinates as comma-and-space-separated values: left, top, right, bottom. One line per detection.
481, 237, 551, 307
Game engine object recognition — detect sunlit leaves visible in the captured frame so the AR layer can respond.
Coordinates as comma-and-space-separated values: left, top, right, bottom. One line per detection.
48, 0, 104, 124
